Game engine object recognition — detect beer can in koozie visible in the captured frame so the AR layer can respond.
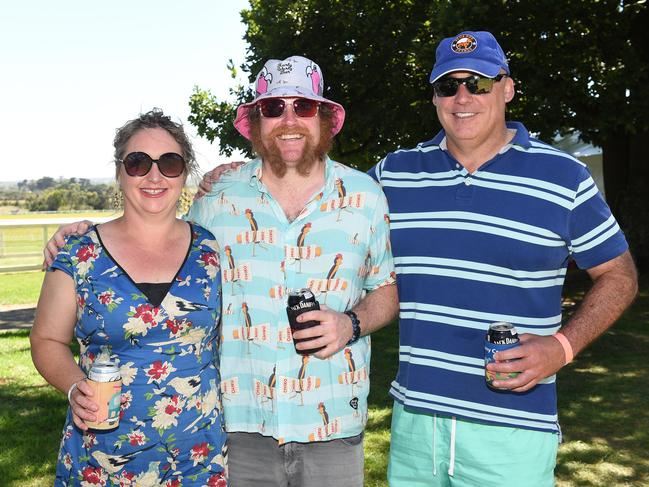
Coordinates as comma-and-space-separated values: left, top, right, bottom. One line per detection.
286, 288, 324, 355
484, 322, 521, 389
85, 360, 122, 430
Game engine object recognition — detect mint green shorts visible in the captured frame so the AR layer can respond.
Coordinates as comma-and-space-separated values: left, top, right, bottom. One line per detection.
388, 401, 558, 487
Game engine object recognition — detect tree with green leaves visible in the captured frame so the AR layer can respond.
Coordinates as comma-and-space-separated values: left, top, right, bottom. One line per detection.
189, 0, 647, 267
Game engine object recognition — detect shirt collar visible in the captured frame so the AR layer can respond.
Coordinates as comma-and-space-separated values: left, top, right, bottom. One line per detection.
248, 156, 337, 195
423, 121, 531, 152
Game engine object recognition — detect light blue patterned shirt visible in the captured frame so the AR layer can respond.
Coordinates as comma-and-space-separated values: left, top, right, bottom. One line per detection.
187, 157, 395, 444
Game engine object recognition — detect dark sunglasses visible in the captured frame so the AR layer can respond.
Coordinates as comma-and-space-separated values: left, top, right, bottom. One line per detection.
121, 152, 186, 178
433, 74, 507, 97
258, 98, 320, 118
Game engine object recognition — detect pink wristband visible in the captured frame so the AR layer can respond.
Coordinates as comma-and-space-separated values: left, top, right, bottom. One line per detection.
553, 332, 574, 365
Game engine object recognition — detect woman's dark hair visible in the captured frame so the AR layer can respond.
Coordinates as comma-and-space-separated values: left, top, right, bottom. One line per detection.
113, 108, 199, 182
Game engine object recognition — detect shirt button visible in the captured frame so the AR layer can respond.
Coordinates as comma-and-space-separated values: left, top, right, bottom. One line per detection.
465, 178, 472, 186
456, 164, 460, 168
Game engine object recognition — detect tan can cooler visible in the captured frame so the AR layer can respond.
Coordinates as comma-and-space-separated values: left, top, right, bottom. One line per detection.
85, 360, 122, 430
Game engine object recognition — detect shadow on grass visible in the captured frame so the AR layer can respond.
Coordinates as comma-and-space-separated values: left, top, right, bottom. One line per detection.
0, 374, 67, 483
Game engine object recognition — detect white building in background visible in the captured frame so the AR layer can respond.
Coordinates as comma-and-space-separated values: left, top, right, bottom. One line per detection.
553, 132, 604, 196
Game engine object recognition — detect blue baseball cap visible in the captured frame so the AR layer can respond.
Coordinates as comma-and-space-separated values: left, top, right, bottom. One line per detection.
429, 31, 510, 83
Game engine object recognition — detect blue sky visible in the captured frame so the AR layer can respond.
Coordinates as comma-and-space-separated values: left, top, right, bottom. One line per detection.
0, 1, 249, 182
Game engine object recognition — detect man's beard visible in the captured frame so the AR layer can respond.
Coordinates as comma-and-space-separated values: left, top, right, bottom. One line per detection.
250, 124, 333, 178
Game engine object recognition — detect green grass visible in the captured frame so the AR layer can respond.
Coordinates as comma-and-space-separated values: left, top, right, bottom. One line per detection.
365, 318, 399, 486
554, 275, 649, 487
0, 272, 647, 486
0, 271, 44, 306
0, 330, 79, 486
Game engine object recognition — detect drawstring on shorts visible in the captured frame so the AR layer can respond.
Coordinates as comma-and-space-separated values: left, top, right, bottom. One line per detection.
432, 414, 437, 476
432, 414, 457, 477
448, 416, 457, 476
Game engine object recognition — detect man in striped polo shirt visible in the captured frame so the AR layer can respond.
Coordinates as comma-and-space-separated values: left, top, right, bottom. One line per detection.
370, 31, 638, 486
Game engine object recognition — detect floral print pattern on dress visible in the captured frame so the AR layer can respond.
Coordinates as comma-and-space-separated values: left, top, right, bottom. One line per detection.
51, 224, 227, 486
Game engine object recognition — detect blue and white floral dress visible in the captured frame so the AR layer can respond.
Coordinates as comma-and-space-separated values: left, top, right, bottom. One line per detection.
52, 223, 227, 486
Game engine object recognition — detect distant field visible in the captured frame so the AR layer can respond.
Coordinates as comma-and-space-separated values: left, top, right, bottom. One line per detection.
0, 210, 118, 220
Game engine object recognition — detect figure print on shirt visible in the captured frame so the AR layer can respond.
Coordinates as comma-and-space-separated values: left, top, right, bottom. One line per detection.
307, 401, 342, 442
285, 222, 322, 273
358, 250, 380, 278
212, 189, 239, 217
319, 178, 366, 221
257, 192, 270, 206
236, 208, 276, 256
338, 347, 368, 408
253, 364, 277, 412
307, 253, 348, 302
384, 213, 392, 250
232, 301, 270, 352
268, 260, 288, 302
277, 354, 322, 406
222, 245, 251, 293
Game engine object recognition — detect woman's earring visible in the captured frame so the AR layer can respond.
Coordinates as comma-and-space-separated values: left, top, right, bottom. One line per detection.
177, 187, 193, 215
110, 186, 123, 211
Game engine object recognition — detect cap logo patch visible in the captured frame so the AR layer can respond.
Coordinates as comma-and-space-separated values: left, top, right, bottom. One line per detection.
451, 34, 477, 53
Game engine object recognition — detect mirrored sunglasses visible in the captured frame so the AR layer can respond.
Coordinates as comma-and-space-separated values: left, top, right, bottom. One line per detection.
121, 152, 186, 178
258, 98, 320, 118
433, 74, 507, 97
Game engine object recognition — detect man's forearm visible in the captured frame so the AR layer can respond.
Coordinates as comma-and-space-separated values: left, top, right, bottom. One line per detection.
561, 250, 637, 356
352, 283, 399, 337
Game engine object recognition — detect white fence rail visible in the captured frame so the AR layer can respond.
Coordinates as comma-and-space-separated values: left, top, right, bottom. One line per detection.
0, 217, 114, 273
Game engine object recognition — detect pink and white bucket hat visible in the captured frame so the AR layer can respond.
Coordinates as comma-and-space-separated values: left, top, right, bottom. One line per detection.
233, 55, 346, 140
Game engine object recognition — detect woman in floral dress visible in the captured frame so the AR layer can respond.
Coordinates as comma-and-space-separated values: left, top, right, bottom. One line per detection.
30, 110, 227, 486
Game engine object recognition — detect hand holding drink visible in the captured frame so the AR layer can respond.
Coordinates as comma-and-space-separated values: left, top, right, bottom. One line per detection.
286, 289, 325, 355
484, 322, 521, 389
83, 361, 122, 430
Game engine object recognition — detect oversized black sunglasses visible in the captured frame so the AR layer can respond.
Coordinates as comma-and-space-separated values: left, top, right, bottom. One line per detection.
258, 98, 320, 118
432, 74, 507, 97
120, 152, 186, 178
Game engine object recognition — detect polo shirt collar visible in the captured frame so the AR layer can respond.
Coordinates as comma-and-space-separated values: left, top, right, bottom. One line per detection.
421, 121, 532, 151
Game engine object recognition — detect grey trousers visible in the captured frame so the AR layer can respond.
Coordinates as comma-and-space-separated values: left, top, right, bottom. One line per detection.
227, 431, 364, 486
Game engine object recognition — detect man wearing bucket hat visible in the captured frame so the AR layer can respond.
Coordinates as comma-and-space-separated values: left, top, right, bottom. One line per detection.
370, 31, 637, 486
186, 55, 398, 486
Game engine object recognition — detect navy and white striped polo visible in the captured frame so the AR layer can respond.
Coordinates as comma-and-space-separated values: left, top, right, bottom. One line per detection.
370, 121, 628, 433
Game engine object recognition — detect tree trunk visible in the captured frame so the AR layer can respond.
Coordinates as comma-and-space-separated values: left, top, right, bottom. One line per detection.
601, 135, 631, 218
605, 131, 649, 272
